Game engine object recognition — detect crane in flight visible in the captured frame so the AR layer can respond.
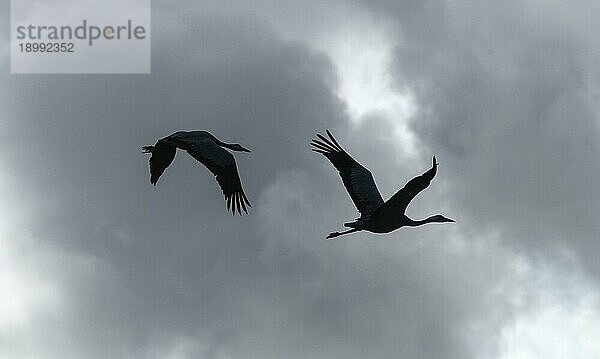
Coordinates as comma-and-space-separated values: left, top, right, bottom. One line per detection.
311, 130, 454, 239
142, 131, 252, 215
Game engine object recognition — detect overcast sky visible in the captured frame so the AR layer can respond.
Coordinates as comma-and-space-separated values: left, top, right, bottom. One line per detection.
1, 0, 600, 358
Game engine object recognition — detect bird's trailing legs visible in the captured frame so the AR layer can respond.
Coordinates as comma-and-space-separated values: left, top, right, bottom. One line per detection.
326, 228, 360, 240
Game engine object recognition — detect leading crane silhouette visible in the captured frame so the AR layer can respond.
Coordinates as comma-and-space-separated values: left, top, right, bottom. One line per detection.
142, 131, 252, 215
311, 130, 454, 239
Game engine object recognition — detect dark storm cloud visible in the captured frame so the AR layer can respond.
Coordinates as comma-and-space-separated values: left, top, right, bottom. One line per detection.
0, 1, 548, 358
357, 0, 600, 269
1, 10, 346, 357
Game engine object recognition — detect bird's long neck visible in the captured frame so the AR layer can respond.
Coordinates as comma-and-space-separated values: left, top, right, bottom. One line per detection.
218, 142, 236, 150
199, 132, 227, 148
210, 136, 231, 149
406, 215, 437, 227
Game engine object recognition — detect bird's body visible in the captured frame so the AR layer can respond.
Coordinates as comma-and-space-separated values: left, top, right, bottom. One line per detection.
357, 213, 409, 234
311, 130, 454, 239
142, 131, 252, 215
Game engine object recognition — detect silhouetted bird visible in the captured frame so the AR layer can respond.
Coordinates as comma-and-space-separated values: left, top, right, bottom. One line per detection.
142, 131, 252, 215
311, 130, 454, 239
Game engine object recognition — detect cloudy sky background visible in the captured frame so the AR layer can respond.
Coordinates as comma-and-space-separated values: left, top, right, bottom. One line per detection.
1, 0, 600, 357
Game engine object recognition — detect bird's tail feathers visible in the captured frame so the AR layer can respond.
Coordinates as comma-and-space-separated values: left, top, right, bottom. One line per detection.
142, 145, 154, 154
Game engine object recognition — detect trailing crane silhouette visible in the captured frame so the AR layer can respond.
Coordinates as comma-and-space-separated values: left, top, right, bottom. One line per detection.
142, 131, 251, 215
311, 130, 454, 239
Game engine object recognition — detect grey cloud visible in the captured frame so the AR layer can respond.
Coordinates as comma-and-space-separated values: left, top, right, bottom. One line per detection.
344, 0, 600, 353
358, 0, 600, 267
2, 9, 348, 357
0, 1, 544, 358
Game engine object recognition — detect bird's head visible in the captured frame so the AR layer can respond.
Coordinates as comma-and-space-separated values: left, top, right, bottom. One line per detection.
230, 144, 251, 152
430, 214, 455, 223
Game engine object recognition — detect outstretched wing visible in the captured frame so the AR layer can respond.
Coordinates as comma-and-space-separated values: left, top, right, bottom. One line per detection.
311, 130, 384, 218
384, 156, 438, 213
177, 136, 251, 215
143, 141, 176, 185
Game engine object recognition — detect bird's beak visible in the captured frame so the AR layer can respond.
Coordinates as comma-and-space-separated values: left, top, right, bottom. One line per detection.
242, 148, 251, 153
447, 218, 456, 223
